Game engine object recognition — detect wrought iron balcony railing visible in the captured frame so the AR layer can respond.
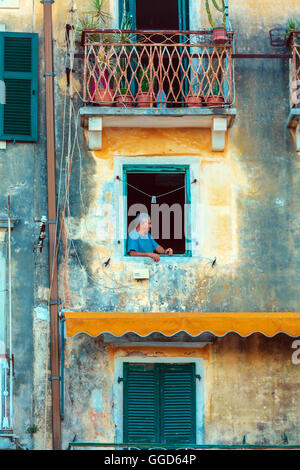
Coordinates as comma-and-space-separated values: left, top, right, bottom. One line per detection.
82, 29, 234, 109
289, 31, 300, 108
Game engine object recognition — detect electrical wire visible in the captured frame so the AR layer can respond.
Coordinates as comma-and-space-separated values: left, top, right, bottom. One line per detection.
125, 181, 186, 200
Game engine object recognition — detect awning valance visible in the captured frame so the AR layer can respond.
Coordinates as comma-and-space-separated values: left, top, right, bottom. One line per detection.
64, 312, 300, 338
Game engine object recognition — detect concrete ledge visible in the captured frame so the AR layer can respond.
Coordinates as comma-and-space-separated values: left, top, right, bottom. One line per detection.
80, 106, 237, 152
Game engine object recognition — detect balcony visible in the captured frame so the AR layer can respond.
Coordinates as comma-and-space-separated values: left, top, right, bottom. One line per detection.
287, 31, 300, 150
80, 29, 236, 152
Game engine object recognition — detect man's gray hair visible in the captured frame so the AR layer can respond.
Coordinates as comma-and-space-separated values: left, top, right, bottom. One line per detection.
133, 212, 150, 228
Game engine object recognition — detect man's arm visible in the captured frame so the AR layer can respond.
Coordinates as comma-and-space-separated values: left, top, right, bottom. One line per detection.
129, 250, 160, 262
155, 245, 173, 255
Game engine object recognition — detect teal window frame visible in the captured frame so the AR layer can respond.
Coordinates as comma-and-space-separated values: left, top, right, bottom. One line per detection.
0, 32, 38, 142
123, 362, 197, 445
123, 164, 192, 257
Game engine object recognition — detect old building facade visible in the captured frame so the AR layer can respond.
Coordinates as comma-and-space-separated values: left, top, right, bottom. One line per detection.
0, 0, 300, 450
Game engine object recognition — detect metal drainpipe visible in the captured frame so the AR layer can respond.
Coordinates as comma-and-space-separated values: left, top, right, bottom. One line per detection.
42, 0, 61, 449
7, 197, 13, 429
59, 316, 65, 421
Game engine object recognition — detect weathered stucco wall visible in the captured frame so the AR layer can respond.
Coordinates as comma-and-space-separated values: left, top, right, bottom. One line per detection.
1, 0, 300, 449
62, 333, 300, 446
0, 0, 50, 449
53, 0, 300, 448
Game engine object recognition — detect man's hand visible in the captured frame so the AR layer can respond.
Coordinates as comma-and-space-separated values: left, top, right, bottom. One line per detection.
165, 248, 173, 256
149, 253, 160, 262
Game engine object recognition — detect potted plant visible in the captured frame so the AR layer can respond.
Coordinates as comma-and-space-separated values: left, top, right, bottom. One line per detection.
136, 68, 154, 107
185, 92, 203, 107
112, 13, 135, 107
206, 80, 224, 108
115, 87, 133, 107
76, 0, 114, 105
205, 0, 228, 44
92, 46, 115, 105
285, 18, 300, 46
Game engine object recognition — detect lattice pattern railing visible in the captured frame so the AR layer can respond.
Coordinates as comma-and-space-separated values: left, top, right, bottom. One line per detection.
290, 31, 300, 108
82, 30, 234, 108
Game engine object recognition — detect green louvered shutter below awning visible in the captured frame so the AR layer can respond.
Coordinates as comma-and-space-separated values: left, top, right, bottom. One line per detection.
0, 32, 38, 141
123, 363, 159, 443
161, 363, 196, 444
123, 362, 196, 445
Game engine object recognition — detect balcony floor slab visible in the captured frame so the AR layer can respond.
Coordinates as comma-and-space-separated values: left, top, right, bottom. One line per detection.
80, 106, 236, 129
80, 106, 237, 152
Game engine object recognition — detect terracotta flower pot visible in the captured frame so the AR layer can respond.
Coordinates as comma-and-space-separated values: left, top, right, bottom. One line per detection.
115, 94, 133, 108
93, 88, 113, 106
206, 95, 225, 108
185, 94, 203, 108
213, 28, 228, 44
136, 91, 153, 108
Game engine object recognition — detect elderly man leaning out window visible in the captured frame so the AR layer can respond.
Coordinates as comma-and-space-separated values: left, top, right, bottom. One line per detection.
127, 213, 173, 262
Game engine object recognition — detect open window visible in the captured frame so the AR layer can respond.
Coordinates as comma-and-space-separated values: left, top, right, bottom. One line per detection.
124, 164, 191, 256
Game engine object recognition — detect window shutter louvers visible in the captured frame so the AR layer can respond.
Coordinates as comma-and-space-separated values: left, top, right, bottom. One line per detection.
161, 364, 196, 444
123, 363, 196, 445
0, 32, 38, 141
123, 363, 159, 443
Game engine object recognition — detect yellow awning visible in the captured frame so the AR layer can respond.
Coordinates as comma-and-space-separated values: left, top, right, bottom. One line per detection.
64, 312, 300, 338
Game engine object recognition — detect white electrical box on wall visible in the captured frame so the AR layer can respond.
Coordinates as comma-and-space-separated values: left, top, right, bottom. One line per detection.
0, 0, 19, 7
133, 268, 150, 280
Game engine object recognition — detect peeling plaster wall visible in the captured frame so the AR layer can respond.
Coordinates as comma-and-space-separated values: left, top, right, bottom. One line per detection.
1, 0, 300, 449
0, 0, 50, 449
54, 0, 300, 447
63, 334, 300, 446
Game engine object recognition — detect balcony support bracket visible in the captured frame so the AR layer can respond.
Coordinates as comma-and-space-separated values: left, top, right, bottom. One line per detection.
88, 117, 102, 150
212, 118, 227, 152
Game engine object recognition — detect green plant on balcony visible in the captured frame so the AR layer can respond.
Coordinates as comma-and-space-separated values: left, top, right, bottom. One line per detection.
206, 79, 224, 108
205, 0, 228, 44
76, 0, 111, 36
114, 13, 135, 107
136, 67, 155, 107
76, 0, 114, 104
287, 18, 300, 32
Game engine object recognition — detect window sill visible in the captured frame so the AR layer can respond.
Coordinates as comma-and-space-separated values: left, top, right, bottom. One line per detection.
118, 255, 209, 266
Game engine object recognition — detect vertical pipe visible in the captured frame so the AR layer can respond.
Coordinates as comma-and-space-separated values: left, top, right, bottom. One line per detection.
0, 230, 7, 428
60, 317, 65, 420
42, 0, 61, 449
7, 197, 12, 429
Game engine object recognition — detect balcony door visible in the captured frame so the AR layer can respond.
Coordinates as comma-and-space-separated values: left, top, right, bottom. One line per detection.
119, 0, 190, 106
119, 0, 189, 31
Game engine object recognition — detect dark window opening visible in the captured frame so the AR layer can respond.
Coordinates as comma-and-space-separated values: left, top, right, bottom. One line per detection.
134, 0, 189, 107
136, 0, 179, 30
126, 168, 190, 256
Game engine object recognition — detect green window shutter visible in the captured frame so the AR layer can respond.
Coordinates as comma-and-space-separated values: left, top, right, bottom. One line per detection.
161, 363, 196, 445
0, 32, 38, 142
123, 362, 196, 445
123, 363, 159, 443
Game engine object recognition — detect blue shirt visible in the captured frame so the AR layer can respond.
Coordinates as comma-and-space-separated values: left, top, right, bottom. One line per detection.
127, 229, 159, 254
